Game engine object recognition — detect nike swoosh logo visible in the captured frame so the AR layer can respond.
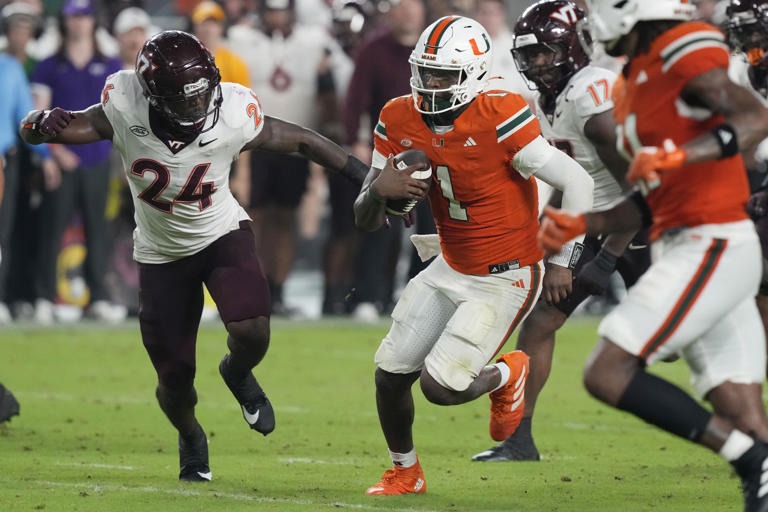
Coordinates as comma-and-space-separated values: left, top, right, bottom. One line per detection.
628, 243, 647, 250
242, 405, 260, 425
199, 138, 217, 147
197, 471, 212, 480
555, 111, 563, 118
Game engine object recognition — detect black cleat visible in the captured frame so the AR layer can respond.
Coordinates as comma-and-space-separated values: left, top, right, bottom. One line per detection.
733, 441, 768, 512
0, 383, 20, 423
219, 354, 275, 435
472, 419, 540, 462
178, 425, 211, 482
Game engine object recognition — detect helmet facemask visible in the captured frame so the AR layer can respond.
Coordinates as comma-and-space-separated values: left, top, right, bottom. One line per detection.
149, 77, 223, 134
513, 41, 571, 95
410, 61, 473, 114
728, 9, 768, 67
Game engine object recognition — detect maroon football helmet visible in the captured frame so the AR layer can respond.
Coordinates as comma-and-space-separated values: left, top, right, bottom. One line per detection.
135, 30, 222, 133
727, 0, 768, 68
512, 0, 590, 96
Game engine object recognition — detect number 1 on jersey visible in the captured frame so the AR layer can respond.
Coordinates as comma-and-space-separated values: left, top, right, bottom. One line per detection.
587, 79, 610, 106
435, 165, 468, 221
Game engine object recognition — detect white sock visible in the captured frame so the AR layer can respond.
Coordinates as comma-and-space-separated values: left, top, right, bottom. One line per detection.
489, 362, 511, 392
719, 429, 755, 461
389, 449, 418, 468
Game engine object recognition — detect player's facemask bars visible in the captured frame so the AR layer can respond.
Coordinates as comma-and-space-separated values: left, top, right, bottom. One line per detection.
410, 64, 467, 114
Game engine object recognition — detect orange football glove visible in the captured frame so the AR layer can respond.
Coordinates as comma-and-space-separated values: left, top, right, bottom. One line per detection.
537, 206, 587, 256
626, 139, 686, 195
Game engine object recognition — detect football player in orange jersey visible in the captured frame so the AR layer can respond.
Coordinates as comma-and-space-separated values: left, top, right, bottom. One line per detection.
542, 1, 768, 510
727, 0, 768, 379
473, 0, 651, 463
354, 15, 594, 495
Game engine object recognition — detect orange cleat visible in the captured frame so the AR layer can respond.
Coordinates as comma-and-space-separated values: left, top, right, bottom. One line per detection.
365, 459, 427, 496
489, 350, 530, 442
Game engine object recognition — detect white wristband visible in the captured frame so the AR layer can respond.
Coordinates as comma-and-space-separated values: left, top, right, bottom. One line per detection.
547, 241, 584, 269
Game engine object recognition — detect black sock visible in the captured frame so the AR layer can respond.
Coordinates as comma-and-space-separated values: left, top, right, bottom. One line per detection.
513, 417, 533, 439
616, 370, 711, 442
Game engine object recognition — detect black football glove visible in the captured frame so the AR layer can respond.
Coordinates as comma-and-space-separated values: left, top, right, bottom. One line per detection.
747, 190, 768, 220
574, 249, 617, 296
39, 108, 76, 137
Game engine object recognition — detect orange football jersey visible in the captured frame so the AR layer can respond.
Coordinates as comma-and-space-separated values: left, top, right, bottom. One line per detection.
373, 91, 543, 275
613, 22, 749, 240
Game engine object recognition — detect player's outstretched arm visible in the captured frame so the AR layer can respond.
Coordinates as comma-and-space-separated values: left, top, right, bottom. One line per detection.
353, 166, 388, 232
539, 194, 649, 256
679, 67, 768, 164
19, 104, 113, 146
243, 115, 368, 186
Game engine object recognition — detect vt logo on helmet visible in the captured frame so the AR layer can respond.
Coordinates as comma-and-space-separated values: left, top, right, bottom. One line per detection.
409, 16, 492, 115
512, 0, 591, 96
135, 30, 223, 134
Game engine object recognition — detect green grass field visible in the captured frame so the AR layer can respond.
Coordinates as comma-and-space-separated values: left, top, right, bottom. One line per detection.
0, 318, 747, 511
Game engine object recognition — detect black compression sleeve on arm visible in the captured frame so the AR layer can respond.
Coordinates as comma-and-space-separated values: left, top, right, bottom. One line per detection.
339, 155, 369, 187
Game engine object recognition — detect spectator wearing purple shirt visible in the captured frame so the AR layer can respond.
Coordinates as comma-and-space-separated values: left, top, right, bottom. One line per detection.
29, 0, 122, 324
342, 0, 430, 321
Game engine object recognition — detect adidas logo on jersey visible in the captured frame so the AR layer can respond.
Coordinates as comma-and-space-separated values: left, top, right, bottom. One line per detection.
464, 137, 477, 147
636, 70, 648, 84
511, 279, 525, 289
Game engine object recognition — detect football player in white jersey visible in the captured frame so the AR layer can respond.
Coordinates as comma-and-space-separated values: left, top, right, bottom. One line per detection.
472, 0, 651, 462
727, 0, 768, 377
19, 30, 368, 482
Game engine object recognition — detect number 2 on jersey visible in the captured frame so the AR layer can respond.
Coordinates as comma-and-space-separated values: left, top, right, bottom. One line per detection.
131, 159, 216, 213
435, 165, 468, 221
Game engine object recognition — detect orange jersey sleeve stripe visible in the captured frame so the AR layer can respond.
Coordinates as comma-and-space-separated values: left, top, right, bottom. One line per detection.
496, 105, 535, 143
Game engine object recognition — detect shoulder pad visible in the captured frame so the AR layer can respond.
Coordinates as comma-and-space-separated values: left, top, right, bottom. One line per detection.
566, 66, 617, 118
475, 90, 532, 124
219, 82, 264, 130
659, 23, 729, 76
379, 95, 412, 123
102, 70, 142, 110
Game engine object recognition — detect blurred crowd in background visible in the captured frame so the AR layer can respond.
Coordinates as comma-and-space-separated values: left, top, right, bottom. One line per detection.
0, 0, 727, 324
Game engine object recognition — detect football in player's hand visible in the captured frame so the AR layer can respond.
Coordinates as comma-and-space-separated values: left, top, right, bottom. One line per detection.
386, 149, 433, 216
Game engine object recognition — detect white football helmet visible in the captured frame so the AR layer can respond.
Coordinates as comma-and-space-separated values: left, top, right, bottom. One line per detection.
585, 0, 696, 50
409, 16, 492, 115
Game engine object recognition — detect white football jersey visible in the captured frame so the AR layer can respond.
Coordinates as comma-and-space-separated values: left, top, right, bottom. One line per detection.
228, 24, 333, 129
102, 70, 263, 264
536, 66, 622, 210
729, 53, 768, 163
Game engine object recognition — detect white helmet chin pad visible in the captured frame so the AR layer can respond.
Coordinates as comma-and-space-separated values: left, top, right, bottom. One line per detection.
409, 16, 493, 115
